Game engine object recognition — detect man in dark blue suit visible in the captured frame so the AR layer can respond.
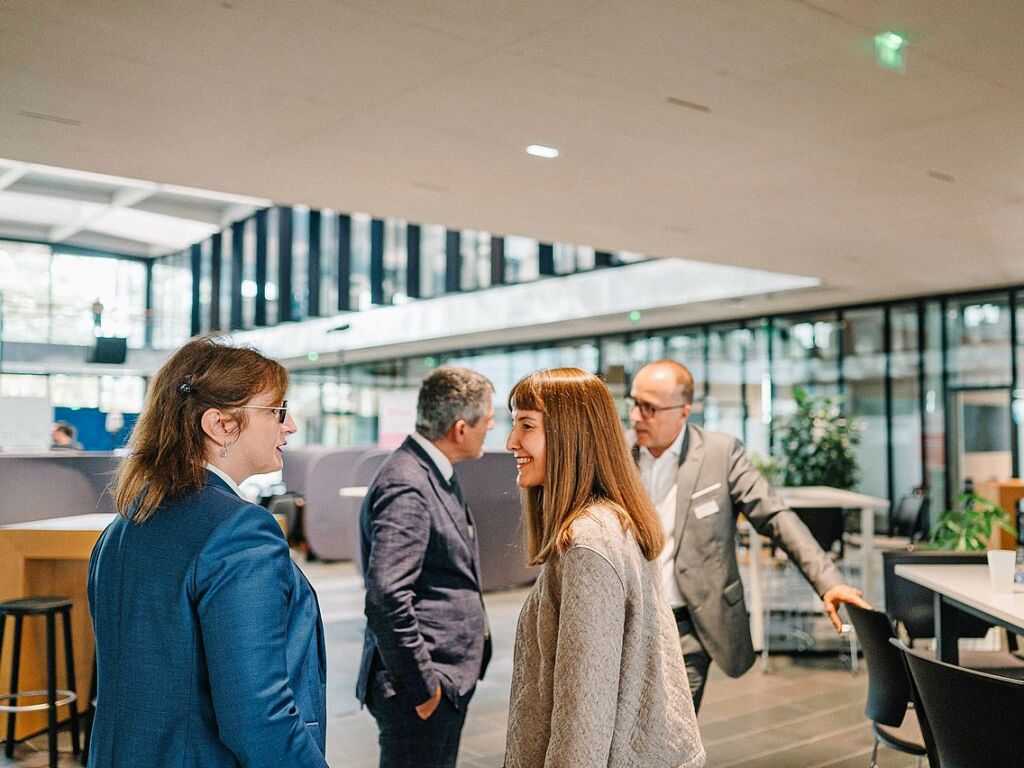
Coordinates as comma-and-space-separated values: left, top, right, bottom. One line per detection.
357, 366, 495, 768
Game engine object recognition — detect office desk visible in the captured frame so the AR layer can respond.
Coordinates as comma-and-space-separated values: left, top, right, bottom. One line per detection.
895, 563, 1024, 664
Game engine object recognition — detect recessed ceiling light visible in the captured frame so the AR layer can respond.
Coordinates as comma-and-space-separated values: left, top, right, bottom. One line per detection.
526, 144, 559, 159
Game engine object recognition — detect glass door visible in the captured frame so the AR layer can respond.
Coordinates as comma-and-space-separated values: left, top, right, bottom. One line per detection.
948, 387, 1013, 500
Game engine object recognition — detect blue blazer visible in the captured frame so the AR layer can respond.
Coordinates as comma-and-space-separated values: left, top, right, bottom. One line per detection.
87, 471, 329, 768
356, 437, 490, 708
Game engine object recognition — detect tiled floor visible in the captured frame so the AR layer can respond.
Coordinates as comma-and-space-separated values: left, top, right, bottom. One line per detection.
1, 558, 921, 767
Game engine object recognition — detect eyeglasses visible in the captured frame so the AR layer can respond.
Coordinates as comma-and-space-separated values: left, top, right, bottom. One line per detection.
627, 397, 687, 419
237, 400, 289, 424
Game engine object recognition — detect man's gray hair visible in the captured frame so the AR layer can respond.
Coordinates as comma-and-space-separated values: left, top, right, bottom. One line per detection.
416, 366, 494, 441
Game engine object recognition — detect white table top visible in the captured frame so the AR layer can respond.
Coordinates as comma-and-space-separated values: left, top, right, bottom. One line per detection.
895, 563, 1024, 632
339, 485, 369, 498
0, 513, 116, 531
779, 486, 890, 510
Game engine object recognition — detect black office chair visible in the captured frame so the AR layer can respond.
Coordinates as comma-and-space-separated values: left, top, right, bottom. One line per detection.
896, 639, 1024, 768
890, 488, 928, 541
793, 507, 846, 560
264, 492, 306, 548
845, 604, 931, 767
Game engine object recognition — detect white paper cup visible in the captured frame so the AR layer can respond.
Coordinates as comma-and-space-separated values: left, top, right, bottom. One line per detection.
987, 550, 1015, 593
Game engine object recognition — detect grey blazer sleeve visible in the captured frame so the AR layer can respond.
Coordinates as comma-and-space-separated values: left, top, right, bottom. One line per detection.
727, 438, 845, 596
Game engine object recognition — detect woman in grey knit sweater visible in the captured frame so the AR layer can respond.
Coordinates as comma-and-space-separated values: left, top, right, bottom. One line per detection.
503, 368, 705, 768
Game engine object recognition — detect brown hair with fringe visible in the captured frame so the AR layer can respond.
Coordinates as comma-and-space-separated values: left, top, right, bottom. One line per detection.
113, 334, 288, 523
508, 367, 664, 565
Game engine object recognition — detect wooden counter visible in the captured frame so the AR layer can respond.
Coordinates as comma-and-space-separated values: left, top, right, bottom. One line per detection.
0, 514, 112, 739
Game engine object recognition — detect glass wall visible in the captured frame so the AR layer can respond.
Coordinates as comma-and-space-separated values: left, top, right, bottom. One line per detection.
281, 286, 1024, 534
0, 240, 148, 347
160, 249, 192, 343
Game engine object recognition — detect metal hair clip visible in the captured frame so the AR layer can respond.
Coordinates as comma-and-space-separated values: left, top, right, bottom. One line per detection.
178, 376, 194, 395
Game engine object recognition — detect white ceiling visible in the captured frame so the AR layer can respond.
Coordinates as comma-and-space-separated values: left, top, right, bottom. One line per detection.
0, 157, 269, 256
2, 0, 1023, 321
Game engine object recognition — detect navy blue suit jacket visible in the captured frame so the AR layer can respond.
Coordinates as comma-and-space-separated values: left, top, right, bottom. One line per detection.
357, 437, 490, 708
87, 471, 329, 767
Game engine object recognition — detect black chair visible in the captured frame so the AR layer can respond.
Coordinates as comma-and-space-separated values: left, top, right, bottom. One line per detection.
793, 507, 846, 560
0, 597, 81, 768
890, 488, 928, 541
265, 492, 306, 547
896, 638, 1024, 768
845, 604, 931, 767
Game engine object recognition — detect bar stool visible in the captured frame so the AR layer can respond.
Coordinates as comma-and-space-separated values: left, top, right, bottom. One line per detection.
0, 596, 81, 768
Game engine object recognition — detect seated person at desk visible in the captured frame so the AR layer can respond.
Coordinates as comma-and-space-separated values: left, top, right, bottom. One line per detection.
87, 334, 328, 768
50, 421, 83, 450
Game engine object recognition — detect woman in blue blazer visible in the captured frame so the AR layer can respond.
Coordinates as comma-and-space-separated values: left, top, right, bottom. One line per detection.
87, 335, 329, 767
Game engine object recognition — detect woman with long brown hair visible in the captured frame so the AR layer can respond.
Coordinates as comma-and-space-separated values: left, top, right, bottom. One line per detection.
87, 335, 329, 768
503, 368, 705, 768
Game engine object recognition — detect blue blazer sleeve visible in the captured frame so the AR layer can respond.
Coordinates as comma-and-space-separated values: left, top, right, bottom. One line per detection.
194, 508, 328, 768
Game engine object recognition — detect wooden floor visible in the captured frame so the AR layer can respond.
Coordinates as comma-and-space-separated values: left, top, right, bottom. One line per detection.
1, 559, 922, 767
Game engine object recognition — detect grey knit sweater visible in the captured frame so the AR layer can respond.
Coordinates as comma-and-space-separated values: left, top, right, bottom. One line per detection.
504, 504, 706, 768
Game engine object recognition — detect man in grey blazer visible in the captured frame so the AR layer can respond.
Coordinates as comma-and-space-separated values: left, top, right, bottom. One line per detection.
630, 360, 869, 712
358, 366, 494, 768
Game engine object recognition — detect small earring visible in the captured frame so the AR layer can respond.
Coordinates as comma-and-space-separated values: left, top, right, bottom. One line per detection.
220, 443, 229, 459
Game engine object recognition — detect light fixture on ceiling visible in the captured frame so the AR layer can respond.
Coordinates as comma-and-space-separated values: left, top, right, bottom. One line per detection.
526, 144, 559, 159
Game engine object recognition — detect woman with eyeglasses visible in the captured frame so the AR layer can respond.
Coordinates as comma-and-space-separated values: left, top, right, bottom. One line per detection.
87, 334, 328, 768
503, 368, 705, 768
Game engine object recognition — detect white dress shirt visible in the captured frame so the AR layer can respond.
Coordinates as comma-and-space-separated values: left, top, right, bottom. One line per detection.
204, 462, 244, 499
637, 428, 688, 608
409, 431, 454, 482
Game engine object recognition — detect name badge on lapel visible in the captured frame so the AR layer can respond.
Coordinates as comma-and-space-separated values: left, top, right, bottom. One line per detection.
693, 499, 719, 519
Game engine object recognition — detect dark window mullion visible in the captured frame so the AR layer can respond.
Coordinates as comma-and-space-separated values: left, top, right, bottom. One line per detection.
337, 213, 352, 312
307, 210, 321, 318
406, 224, 422, 299
230, 220, 244, 329
445, 230, 461, 293
254, 209, 268, 326
277, 206, 293, 323
370, 218, 385, 305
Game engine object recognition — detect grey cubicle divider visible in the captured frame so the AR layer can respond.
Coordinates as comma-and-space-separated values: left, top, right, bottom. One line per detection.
281, 446, 380, 561
454, 450, 536, 592
0, 453, 120, 526
340, 449, 392, 566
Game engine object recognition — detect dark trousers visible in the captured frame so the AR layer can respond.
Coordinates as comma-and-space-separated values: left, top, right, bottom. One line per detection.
675, 606, 712, 714
366, 675, 474, 768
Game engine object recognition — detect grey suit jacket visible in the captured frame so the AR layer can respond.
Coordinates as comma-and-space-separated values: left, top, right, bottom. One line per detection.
663, 424, 844, 677
356, 436, 490, 709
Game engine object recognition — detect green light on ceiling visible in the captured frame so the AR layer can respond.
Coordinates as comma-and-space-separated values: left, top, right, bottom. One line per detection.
425, 356, 438, 367
628, 310, 642, 324
307, 351, 319, 362
874, 30, 907, 72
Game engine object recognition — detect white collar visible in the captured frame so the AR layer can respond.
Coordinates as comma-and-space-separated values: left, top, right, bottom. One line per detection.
639, 425, 687, 463
409, 431, 454, 482
204, 463, 245, 499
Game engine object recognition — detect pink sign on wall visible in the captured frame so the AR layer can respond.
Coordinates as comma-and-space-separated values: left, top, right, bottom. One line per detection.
377, 390, 419, 449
